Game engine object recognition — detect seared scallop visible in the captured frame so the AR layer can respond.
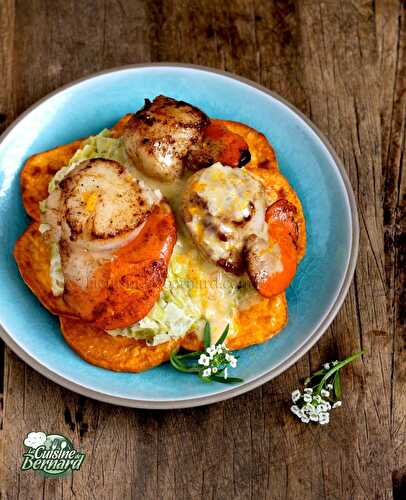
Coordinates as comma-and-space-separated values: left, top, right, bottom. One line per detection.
44, 158, 159, 252
182, 163, 299, 297
123, 96, 209, 181
123, 96, 251, 182
181, 163, 268, 274
42, 158, 176, 329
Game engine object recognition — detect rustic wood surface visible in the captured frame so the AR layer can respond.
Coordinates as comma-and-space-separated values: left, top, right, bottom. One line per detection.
0, 1, 404, 498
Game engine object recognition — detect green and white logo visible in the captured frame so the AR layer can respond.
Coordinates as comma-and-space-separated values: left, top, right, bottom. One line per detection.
21, 432, 85, 477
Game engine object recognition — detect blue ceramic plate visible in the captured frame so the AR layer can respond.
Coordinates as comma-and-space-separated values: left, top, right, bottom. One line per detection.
0, 64, 358, 408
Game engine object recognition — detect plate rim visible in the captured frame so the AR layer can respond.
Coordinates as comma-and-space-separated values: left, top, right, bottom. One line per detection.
0, 63, 359, 409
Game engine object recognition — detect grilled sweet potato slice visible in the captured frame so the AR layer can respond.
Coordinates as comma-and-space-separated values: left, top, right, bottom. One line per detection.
13, 222, 73, 316
14, 216, 178, 373
180, 120, 305, 352
60, 316, 179, 372
64, 202, 176, 330
181, 292, 288, 352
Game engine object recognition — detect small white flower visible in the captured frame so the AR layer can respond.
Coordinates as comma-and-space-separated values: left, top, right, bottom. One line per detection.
325, 402, 332, 410
202, 368, 211, 377
333, 401, 342, 408
304, 388, 313, 394
316, 404, 326, 413
216, 345, 223, 354
224, 367, 228, 380
314, 395, 322, 403
291, 390, 301, 403
321, 389, 330, 398
290, 405, 301, 415
207, 345, 216, 358
326, 383, 333, 390
309, 413, 319, 422
198, 354, 210, 367
212, 367, 218, 374
301, 415, 310, 423
323, 363, 330, 370
229, 356, 237, 368
319, 414, 330, 425
332, 360, 339, 366
303, 394, 312, 403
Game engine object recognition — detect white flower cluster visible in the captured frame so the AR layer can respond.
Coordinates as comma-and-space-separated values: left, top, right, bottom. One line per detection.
290, 385, 342, 425
198, 343, 237, 378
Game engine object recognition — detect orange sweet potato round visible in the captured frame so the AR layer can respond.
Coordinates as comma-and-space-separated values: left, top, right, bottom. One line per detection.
63, 202, 176, 330
60, 316, 179, 372
180, 120, 305, 352
180, 293, 288, 352
13, 222, 73, 316
14, 220, 179, 373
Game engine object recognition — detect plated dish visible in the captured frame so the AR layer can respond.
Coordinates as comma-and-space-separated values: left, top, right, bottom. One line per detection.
0, 65, 358, 407
14, 94, 306, 374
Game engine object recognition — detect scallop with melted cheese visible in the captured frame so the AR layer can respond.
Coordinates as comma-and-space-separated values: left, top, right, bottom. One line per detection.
181, 162, 269, 274
182, 162, 300, 299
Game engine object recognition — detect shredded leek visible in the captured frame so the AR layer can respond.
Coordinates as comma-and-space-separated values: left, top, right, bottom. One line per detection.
48, 129, 128, 192
50, 242, 64, 296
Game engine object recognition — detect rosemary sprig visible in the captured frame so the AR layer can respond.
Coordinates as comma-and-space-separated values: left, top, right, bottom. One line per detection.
170, 322, 243, 384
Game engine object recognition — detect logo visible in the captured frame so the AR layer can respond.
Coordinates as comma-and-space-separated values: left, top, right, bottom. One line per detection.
21, 432, 85, 477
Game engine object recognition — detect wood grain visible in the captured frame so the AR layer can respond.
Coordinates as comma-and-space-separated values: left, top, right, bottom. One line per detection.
0, 1, 404, 499
377, 1, 406, 496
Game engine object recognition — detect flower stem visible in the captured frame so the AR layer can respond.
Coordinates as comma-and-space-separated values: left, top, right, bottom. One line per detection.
314, 350, 365, 394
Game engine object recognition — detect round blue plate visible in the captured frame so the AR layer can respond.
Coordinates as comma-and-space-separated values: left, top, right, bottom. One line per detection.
0, 64, 358, 408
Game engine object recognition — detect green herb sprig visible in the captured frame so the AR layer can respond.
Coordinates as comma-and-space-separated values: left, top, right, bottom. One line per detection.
170, 322, 243, 384
291, 350, 365, 424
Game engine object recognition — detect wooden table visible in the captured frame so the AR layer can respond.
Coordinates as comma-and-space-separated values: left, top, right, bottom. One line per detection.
0, 1, 404, 498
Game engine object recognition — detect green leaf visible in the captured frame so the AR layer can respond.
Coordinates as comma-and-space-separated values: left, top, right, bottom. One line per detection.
203, 321, 211, 349
176, 351, 203, 360
333, 372, 342, 399
215, 324, 230, 346
210, 375, 244, 384
170, 351, 200, 373
315, 351, 365, 393
336, 350, 365, 370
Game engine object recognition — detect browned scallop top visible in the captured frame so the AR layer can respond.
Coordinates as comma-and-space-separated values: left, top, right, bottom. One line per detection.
123, 96, 209, 181
59, 158, 152, 241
